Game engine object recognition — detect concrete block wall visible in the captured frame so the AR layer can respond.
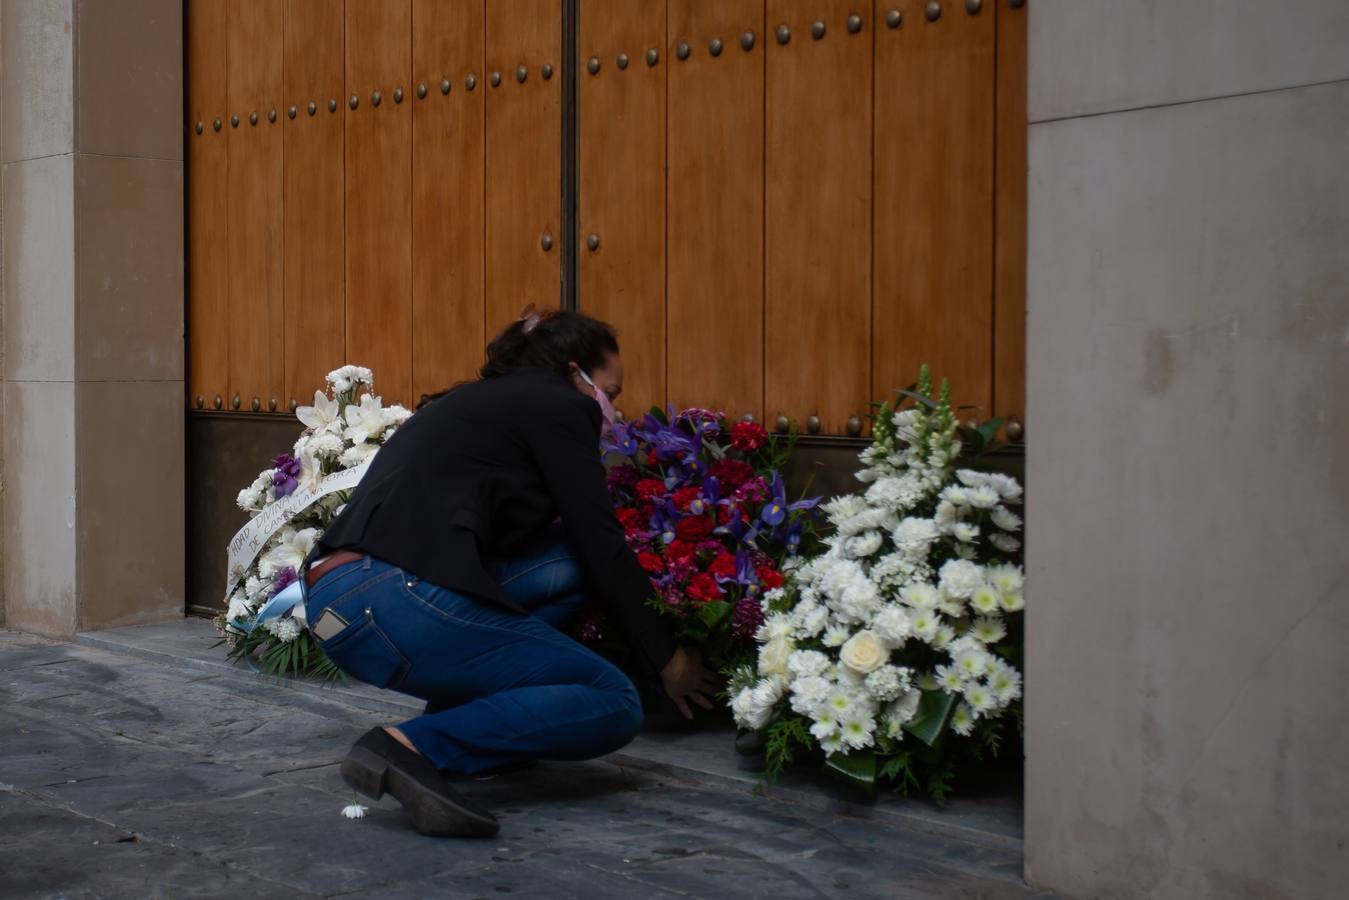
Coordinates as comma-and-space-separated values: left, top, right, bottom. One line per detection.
1, 0, 184, 635
1024, 2, 1349, 897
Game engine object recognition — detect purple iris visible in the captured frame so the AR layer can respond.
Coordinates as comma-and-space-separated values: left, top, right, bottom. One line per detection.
602, 421, 640, 458
272, 453, 303, 498
759, 471, 820, 527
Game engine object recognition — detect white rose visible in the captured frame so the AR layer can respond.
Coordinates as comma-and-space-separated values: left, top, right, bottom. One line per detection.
758, 636, 793, 677
840, 630, 889, 675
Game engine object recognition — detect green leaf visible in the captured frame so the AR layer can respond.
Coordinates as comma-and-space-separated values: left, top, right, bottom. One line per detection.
903, 689, 958, 747
978, 416, 1007, 447
696, 600, 733, 630
893, 388, 937, 409
825, 750, 877, 793
648, 405, 668, 425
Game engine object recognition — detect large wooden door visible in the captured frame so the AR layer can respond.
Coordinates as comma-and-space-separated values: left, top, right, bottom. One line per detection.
186, 0, 561, 411
188, 0, 1026, 432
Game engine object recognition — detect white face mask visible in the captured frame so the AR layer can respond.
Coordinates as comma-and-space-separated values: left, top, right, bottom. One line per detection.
576, 368, 616, 434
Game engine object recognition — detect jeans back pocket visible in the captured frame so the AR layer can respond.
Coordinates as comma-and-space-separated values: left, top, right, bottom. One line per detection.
319, 601, 411, 691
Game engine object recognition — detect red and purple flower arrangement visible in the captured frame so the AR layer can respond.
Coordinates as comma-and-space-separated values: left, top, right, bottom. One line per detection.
589, 408, 822, 671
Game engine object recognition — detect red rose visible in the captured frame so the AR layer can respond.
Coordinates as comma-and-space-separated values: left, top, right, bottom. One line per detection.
672, 486, 703, 511
615, 507, 642, 532
686, 572, 723, 603
645, 450, 660, 467
710, 552, 738, 579
637, 552, 665, 574
666, 540, 697, 563
731, 422, 767, 452
675, 516, 715, 543
635, 478, 667, 502
710, 459, 754, 489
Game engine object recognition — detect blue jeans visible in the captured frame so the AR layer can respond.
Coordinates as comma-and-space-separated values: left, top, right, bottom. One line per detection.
302, 537, 643, 775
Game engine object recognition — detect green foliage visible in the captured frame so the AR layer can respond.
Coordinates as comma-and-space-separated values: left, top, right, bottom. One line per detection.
762, 717, 813, 781
825, 750, 877, 794
902, 689, 958, 746
219, 626, 344, 683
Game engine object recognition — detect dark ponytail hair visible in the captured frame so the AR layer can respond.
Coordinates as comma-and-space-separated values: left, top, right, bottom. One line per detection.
418, 308, 619, 408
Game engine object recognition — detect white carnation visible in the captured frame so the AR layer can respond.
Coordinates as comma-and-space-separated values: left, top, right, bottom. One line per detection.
872, 605, 912, 647
327, 365, 374, 394
863, 665, 909, 702
864, 475, 925, 512
789, 675, 834, 716
938, 559, 983, 599
787, 650, 831, 679
793, 605, 830, 639
756, 613, 794, 643
265, 615, 303, 643
339, 442, 379, 469
758, 636, 794, 677
892, 517, 939, 556
838, 579, 882, 622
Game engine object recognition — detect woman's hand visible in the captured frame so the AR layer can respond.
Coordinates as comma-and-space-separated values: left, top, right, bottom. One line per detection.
660, 646, 720, 719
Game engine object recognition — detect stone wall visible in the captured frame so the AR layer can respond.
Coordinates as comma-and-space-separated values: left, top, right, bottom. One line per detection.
1023, 2, 1349, 897
1, 0, 184, 635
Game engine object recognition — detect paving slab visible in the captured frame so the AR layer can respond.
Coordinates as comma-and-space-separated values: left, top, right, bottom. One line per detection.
4, 627, 1046, 899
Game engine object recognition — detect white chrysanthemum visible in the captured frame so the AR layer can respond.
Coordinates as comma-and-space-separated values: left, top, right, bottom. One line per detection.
731, 676, 787, 730
884, 690, 923, 734
822, 495, 868, 526
984, 471, 1024, 501
934, 500, 960, 527
864, 665, 909, 702
341, 803, 368, 820
942, 486, 971, 507
819, 559, 865, 601
951, 522, 980, 543
864, 475, 925, 512
821, 625, 851, 648
935, 664, 964, 692
818, 731, 846, 755
910, 609, 942, 642
810, 712, 839, 742
339, 442, 379, 469
1000, 589, 1026, 613
838, 508, 897, 537
756, 613, 793, 643
966, 485, 1001, 509
932, 625, 957, 650
327, 365, 375, 394
988, 663, 1023, 704
985, 563, 1024, 594
872, 605, 911, 647
950, 703, 975, 736
968, 584, 1001, 615
990, 506, 1022, 532
899, 582, 941, 610
939, 559, 984, 599
954, 647, 990, 679
297, 390, 341, 433
989, 532, 1022, 554
938, 595, 967, 617
840, 713, 877, 750
787, 649, 831, 679
971, 616, 1007, 644
964, 682, 997, 716
844, 531, 884, 559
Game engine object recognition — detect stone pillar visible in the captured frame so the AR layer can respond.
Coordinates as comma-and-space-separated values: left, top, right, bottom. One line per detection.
1023, 2, 1349, 897
2, 0, 184, 636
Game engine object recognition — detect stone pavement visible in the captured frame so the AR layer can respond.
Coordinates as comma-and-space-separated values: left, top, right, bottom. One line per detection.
0, 626, 1048, 899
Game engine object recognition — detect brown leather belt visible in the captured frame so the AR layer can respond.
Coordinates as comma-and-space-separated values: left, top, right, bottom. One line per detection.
304, 550, 364, 588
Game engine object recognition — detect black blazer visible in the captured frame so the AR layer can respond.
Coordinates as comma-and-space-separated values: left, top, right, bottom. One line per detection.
316, 367, 677, 673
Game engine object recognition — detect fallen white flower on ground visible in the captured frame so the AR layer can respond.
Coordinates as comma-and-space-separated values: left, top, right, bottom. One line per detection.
341, 803, 368, 820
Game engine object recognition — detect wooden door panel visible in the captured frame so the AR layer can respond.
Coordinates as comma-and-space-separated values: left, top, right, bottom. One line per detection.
226, 0, 284, 410
994, 0, 1027, 430
666, 0, 765, 423
186, 0, 229, 410
873, 0, 996, 415
345, 0, 413, 406
765, 0, 873, 436
485, 0, 562, 337
283, 0, 345, 410
578, 0, 666, 419
412, 0, 487, 404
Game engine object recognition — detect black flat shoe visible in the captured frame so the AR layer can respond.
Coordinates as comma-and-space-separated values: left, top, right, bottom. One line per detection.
340, 728, 500, 837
